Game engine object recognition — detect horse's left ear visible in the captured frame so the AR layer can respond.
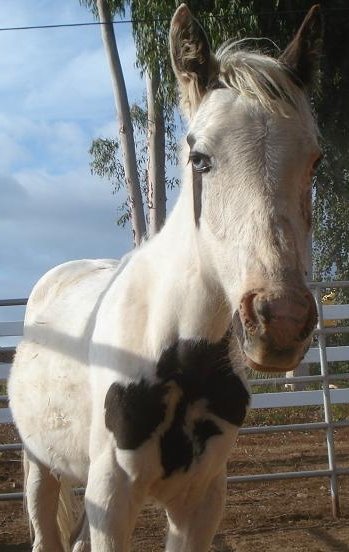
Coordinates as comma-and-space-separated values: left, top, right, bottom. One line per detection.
170, 4, 219, 117
279, 4, 322, 88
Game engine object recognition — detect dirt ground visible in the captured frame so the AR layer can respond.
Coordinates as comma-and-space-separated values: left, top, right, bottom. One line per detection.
1, 419, 349, 552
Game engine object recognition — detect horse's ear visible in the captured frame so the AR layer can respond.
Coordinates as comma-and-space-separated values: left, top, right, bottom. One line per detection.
170, 4, 218, 117
279, 4, 322, 88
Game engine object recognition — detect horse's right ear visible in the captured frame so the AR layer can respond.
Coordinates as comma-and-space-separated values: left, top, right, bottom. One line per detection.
279, 4, 322, 88
170, 4, 218, 118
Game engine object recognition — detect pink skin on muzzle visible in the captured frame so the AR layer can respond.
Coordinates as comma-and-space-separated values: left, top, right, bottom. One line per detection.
237, 288, 318, 373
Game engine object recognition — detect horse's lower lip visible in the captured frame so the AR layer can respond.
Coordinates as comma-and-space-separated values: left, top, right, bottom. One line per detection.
243, 353, 296, 374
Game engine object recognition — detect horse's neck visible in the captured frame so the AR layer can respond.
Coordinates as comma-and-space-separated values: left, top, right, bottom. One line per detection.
113, 189, 230, 359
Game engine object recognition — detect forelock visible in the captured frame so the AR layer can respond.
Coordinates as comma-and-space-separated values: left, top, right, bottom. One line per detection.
215, 42, 311, 118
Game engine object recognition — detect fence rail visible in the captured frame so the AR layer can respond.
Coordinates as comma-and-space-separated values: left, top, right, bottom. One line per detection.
1, 283, 349, 516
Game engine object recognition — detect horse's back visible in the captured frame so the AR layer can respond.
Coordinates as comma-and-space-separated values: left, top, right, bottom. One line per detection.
9, 258, 120, 482
25, 258, 119, 324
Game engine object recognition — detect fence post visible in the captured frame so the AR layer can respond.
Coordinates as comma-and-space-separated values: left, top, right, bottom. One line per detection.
314, 285, 340, 518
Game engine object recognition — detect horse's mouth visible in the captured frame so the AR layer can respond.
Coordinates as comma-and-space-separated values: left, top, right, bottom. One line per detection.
232, 310, 308, 374
242, 351, 298, 374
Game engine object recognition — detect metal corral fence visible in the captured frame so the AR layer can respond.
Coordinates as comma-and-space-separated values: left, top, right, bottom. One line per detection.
1, 283, 349, 516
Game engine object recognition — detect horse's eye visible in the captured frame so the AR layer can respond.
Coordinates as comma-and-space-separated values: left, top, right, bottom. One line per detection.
189, 152, 212, 173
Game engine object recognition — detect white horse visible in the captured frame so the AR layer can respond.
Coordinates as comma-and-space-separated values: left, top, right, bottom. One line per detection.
9, 4, 322, 551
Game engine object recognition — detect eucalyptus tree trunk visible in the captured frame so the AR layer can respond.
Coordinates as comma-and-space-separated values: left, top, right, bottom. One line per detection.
96, 0, 146, 245
146, 69, 166, 236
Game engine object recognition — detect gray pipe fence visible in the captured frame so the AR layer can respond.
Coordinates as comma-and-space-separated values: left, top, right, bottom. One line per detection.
1, 283, 349, 517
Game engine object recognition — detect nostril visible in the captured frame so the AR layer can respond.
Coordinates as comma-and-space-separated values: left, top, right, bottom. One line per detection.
239, 288, 318, 345
239, 292, 258, 331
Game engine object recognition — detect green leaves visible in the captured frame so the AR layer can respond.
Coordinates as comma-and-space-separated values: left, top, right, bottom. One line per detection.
79, 0, 125, 19
89, 97, 179, 228
313, 153, 349, 282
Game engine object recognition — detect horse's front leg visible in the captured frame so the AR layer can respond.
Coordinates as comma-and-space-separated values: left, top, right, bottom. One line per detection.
71, 512, 90, 552
165, 470, 227, 552
85, 445, 146, 552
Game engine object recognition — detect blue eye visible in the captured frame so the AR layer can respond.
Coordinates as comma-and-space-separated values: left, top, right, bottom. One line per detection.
189, 152, 212, 173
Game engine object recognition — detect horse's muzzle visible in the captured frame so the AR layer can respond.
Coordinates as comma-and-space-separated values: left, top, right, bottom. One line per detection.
235, 287, 318, 373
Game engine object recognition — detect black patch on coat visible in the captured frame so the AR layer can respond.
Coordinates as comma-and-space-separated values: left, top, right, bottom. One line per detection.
160, 399, 222, 477
157, 335, 249, 427
105, 379, 166, 450
160, 402, 222, 478
160, 399, 193, 478
104, 334, 249, 478
193, 419, 222, 456
157, 335, 249, 477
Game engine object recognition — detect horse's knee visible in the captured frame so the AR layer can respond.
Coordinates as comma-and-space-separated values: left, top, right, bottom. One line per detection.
71, 512, 90, 552
72, 540, 91, 552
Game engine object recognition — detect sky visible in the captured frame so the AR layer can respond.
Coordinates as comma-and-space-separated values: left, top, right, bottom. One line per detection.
0, 0, 158, 304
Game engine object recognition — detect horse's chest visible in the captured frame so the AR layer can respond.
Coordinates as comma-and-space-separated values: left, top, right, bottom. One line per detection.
105, 337, 249, 478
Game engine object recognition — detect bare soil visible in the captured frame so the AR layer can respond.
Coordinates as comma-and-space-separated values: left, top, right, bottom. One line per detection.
1, 417, 349, 552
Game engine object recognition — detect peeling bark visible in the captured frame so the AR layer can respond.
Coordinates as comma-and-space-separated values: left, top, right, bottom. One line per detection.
146, 69, 166, 237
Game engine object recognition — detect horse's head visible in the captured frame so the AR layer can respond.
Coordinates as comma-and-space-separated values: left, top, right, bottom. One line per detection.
170, 5, 321, 373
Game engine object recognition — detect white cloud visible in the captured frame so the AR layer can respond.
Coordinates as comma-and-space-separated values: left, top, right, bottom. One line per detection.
0, 167, 132, 297
0, 131, 30, 172
94, 119, 119, 139
0, 112, 90, 174
41, 121, 90, 168
23, 48, 113, 119
0, 2, 142, 122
